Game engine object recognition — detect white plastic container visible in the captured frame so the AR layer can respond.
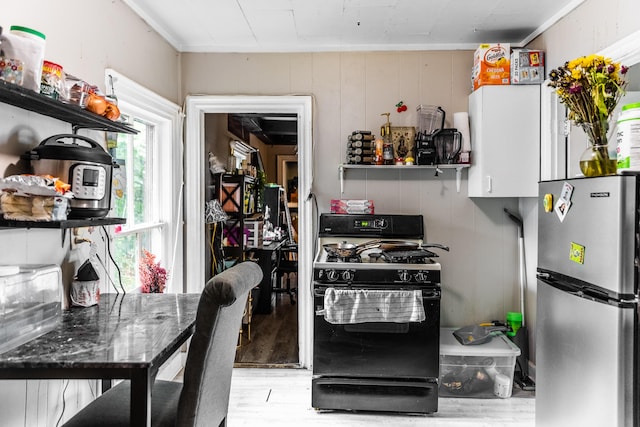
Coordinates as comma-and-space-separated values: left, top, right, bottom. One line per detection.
1, 26, 46, 91
439, 327, 521, 398
616, 102, 640, 172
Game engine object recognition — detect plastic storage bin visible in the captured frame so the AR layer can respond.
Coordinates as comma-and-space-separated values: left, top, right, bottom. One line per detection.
439, 327, 520, 398
0, 264, 61, 354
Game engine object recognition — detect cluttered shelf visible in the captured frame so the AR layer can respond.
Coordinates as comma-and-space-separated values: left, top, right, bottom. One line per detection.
338, 163, 470, 194
0, 216, 126, 229
0, 216, 126, 247
0, 80, 137, 134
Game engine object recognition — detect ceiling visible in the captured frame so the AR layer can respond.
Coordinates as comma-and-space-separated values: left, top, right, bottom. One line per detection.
123, 0, 584, 53
228, 113, 298, 145
124, 0, 585, 145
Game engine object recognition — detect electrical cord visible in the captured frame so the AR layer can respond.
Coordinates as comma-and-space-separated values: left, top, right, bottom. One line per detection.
54, 379, 69, 427
101, 225, 126, 294
94, 250, 121, 294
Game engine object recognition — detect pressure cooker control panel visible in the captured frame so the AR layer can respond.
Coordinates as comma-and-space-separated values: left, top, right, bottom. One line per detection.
71, 164, 107, 200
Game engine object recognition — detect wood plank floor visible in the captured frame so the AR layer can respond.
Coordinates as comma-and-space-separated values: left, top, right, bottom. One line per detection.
226, 368, 535, 426
235, 275, 299, 366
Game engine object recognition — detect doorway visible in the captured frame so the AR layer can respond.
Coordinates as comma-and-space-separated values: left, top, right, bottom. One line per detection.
205, 112, 299, 365
183, 95, 313, 369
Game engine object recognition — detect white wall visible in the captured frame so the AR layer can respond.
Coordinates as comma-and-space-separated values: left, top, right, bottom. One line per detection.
182, 51, 523, 328
0, 2, 179, 426
3, 0, 181, 104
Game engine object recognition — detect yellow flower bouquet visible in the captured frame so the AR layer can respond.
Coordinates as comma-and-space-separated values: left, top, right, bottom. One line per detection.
548, 54, 628, 176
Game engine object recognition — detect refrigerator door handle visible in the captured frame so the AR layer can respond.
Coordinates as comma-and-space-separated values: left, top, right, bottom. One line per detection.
538, 271, 632, 307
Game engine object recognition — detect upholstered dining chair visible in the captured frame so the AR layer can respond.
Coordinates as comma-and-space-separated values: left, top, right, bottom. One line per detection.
63, 261, 263, 427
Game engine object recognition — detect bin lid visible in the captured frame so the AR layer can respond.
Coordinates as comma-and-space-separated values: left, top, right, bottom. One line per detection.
440, 327, 521, 357
0, 265, 20, 276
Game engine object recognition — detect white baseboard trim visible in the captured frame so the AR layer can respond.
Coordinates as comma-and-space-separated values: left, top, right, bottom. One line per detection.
156, 350, 187, 381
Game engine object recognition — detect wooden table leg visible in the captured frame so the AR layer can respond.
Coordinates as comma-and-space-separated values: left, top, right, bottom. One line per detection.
101, 379, 112, 393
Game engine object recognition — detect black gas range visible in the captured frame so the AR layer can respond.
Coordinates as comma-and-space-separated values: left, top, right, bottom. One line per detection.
311, 214, 442, 414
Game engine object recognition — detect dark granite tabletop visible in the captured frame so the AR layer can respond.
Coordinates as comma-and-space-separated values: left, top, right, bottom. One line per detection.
0, 293, 201, 372
0, 293, 201, 426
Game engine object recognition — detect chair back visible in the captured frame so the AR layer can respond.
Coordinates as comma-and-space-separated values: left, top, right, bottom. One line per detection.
177, 261, 263, 427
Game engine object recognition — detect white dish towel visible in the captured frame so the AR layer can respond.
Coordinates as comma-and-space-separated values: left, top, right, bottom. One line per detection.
321, 288, 426, 324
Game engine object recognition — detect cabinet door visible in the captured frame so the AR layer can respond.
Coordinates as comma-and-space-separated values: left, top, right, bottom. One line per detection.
468, 85, 540, 197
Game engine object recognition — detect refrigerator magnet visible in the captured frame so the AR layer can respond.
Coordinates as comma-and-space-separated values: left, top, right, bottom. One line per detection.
559, 182, 574, 201
543, 193, 553, 212
570, 242, 585, 264
554, 198, 571, 222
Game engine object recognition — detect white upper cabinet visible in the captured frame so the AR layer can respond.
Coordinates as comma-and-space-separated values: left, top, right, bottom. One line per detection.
468, 85, 541, 198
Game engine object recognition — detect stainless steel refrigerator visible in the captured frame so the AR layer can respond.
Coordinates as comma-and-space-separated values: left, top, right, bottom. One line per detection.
537, 175, 639, 427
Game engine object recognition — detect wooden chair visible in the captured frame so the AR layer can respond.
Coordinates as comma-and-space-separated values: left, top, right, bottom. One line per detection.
62, 261, 263, 427
274, 243, 298, 305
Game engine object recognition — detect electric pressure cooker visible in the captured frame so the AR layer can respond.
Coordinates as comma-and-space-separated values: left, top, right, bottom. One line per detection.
22, 134, 115, 218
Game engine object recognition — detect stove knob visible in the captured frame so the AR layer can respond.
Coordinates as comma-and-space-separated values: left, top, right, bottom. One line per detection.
341, 270, 353, 282
398, 270, 411, 282
415, 271, 428, 282
326, 269, 339, 282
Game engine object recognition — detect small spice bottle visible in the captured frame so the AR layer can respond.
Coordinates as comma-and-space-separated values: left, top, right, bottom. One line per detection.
374, 138, 384, 165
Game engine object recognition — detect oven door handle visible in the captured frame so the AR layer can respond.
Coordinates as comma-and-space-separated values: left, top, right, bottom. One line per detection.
421, 290, 440, 300
315, 288, 440, 299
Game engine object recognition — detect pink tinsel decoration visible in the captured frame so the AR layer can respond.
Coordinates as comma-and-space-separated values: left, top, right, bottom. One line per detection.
139, 250, 168, 293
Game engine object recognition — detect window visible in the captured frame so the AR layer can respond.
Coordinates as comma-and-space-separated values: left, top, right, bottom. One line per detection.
105, 70, 182, 293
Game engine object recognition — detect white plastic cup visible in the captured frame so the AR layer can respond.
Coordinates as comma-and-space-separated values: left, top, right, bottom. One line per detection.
493, 373, 512, 398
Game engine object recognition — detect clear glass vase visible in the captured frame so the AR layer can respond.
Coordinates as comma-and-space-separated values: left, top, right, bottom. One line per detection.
579, 144, 617, 177
578, 122, 617, 177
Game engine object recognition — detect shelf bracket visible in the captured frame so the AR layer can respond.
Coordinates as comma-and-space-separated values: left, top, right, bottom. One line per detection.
456, 166, 463, 193
339, 164, 345, 194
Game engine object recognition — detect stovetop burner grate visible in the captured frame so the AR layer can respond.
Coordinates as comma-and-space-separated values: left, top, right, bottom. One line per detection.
326, 254, 362, 263
381, 249, 439, 263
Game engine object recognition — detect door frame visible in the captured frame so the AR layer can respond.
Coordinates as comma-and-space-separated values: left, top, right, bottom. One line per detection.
184, 95, 313, 368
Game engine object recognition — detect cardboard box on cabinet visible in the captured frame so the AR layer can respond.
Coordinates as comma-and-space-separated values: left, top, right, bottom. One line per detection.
511, 49, 545, 84
472, 43, 511, 91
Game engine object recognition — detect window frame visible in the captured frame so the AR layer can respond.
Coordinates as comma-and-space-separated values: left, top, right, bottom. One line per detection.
105, 69, 183, 293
